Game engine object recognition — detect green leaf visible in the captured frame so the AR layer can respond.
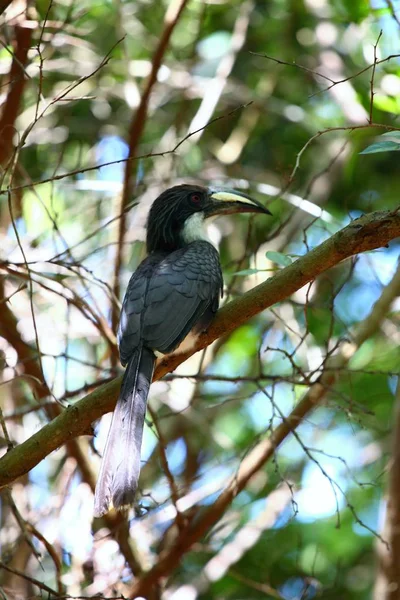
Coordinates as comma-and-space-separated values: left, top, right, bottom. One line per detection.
265, 251, 292, 267
381, 131, 400, 142
373, 94, 400, 114
360, 141, 400, 155
339, 0, 369, 23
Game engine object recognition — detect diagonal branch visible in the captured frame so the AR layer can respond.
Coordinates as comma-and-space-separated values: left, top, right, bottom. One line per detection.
0, 207, 399, 489
129, 254, 400, 599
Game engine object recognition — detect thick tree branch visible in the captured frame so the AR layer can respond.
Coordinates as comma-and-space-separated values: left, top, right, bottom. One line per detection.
129, 256, 400, 598
0, 208, 399, 490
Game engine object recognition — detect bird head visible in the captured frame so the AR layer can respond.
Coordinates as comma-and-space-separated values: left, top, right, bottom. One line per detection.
146, 184, 271, 253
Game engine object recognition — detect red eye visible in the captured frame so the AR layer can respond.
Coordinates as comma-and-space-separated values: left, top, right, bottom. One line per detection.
191, 193, 201, 204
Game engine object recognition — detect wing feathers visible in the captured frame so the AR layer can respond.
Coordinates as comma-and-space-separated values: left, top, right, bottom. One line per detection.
96, 242, 222, 515
118, 241, 222, 362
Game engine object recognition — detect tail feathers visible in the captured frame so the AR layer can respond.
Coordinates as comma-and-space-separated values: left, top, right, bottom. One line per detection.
94, 346, 155, 517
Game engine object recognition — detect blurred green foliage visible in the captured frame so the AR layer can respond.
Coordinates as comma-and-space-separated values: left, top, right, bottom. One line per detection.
1, 0, 400, 598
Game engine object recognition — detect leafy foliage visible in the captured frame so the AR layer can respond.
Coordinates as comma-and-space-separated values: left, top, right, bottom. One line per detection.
0, 0, 399, 599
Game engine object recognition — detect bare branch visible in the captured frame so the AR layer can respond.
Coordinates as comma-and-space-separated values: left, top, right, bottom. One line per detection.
0, 101, 252, 197
289, 123, 400, 185
369, 30, 383, 124
252, 48, 400, 99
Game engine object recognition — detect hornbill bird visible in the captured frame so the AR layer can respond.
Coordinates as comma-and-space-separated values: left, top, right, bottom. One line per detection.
94, 184, 271, 517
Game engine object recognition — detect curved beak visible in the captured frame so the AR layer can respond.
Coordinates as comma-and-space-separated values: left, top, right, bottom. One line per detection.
206, 187, 272, 217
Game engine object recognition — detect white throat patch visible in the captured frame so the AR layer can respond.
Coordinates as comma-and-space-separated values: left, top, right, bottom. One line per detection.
181, 213, 211, 244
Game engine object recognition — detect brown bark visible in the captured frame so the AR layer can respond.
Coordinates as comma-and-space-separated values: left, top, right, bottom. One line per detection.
0, 207, 399, 595
0, 24, 32, 167
0, 207, 398, 488
129, 237, 400, 598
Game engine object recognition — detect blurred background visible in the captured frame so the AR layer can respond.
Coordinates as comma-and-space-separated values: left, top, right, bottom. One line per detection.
1, 0, 400, 598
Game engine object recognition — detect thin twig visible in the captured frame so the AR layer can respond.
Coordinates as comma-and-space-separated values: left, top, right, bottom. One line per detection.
0, 101, 248, 196
34, 0, 53, 120
369, 30, 383, 124
252, 49, 400, 99
0, 407, 13, 450
5, 490, 44, 566
0, 560, 58, 596
289, 123, 400, 185
385, 0, 400, 28
148, 405, 186, 531
7, 190, 49, 399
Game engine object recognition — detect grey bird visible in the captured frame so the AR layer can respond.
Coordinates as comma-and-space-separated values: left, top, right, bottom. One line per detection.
94, 184, 271, 517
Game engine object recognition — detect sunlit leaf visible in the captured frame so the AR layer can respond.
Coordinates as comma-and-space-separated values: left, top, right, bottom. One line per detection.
360, 141, 400, 154
265, 251, 292, 267
381, 131, 400, 142
373, 94, 400, 114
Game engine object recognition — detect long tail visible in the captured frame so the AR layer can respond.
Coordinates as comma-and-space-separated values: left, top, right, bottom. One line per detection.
94, 346, 155, 517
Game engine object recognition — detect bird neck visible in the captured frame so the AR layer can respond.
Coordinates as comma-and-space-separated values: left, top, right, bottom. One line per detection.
146, 212, 213, 253
180, 213, 211, 245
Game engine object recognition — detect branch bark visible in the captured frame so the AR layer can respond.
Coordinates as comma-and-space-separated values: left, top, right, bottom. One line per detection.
0, 23, 32, 167
0, 207, 398, 489
129, 223, 400, 599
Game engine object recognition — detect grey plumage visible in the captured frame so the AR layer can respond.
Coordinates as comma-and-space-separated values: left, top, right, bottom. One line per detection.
93, 184, 270, 517
120, 242, 222, 359
94, 346, 155, 516
94, 242, 222, 517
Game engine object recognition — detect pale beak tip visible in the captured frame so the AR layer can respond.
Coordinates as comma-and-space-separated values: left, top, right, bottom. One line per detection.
209, 187, 272, 216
